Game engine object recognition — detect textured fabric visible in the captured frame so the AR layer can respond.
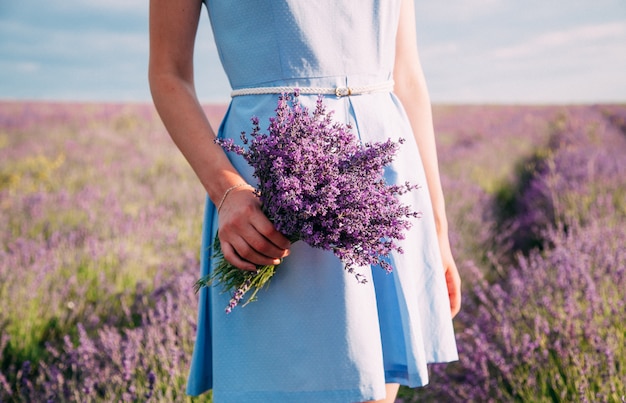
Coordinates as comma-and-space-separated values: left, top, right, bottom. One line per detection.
187, 1, 458, 401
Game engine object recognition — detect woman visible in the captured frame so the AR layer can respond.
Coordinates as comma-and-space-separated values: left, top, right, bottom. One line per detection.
149, 1, 461, 402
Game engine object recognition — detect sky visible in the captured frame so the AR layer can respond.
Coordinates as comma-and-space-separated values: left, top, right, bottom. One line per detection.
1, 0, 625, 104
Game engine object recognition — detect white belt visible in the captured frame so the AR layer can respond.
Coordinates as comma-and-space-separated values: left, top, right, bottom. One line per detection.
230, 80, 395, 98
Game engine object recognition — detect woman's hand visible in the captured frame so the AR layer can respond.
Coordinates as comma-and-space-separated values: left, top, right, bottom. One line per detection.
438, 230, 461, 318
217, 186, 291, 271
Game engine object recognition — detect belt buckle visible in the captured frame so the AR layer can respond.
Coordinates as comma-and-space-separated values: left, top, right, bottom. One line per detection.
335, 86, 352, 97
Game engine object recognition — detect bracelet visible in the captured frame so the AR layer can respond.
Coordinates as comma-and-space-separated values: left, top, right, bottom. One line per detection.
216, 183, 250, 213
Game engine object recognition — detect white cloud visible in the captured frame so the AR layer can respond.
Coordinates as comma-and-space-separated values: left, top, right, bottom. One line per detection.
16, 62, 40, 73
416, 0, 504, 22
493, 22, 626, 59
56, 0, 147, 14
422, 42, 459, 58
0, 60, 40, 74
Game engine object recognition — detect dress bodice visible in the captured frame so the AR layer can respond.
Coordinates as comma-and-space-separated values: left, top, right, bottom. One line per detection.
204, 0, 401, 89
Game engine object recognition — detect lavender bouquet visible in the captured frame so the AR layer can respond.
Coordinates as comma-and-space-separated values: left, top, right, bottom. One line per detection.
195, 92, 419, 313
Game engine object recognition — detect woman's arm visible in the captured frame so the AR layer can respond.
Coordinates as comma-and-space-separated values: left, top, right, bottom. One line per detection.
393, 0, 461, 317
148, 0, 289, 270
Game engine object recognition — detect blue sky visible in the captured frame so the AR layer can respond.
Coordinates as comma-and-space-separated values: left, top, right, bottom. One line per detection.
1, 0, 625, 104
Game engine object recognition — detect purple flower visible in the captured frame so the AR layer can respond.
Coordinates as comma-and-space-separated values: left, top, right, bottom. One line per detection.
196, 92, 419, 312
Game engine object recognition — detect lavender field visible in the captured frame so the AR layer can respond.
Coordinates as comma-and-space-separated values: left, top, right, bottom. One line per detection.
1, 101, 625, 402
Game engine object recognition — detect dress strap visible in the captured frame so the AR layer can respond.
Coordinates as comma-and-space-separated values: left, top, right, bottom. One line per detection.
230, 80, 395, 98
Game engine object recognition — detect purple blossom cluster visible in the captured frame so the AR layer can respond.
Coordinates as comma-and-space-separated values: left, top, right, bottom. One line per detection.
430, 104, 566, 264
201, 93, 418, 311
419, 212, 626, 402
406, 105, 626, 402
2, 268, 199, 401
0, 102, 213, 401
3, 101, 625, 401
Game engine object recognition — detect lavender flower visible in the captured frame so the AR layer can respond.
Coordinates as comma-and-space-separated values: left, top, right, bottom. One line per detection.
145, 371, 156, 399
196, 92, 419, 312
411, 106, 626, 402
2, 100, 625, 400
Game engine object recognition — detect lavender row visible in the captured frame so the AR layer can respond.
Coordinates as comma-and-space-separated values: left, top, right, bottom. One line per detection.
2, 102, 625, 401
407, 105, 626, 401
0, 103, 212, 401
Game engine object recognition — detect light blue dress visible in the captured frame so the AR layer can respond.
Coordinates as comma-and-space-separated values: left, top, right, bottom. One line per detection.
187, 1, 458, 401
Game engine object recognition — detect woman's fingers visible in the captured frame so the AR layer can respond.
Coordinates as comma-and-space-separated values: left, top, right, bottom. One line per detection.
220, 241, 258, 271
218, 185, 290, 269
220, 227, 288, 270
249, 214, 292, 252
221, 235, 285, 271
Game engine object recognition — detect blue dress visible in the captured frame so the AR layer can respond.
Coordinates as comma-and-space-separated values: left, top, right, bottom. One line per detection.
187, 1, 458, 401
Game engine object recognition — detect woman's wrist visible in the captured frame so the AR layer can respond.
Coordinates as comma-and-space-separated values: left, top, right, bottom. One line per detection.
216, 182, 252, 213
